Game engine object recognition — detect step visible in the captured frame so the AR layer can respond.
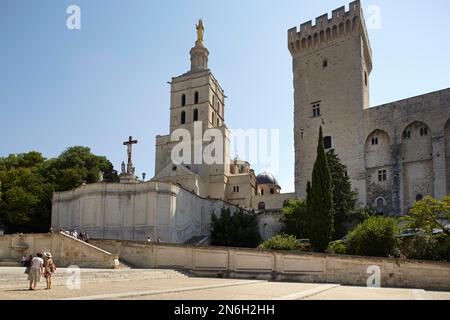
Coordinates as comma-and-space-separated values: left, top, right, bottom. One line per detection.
0, 268, 189, 289
0, 259, 22, 267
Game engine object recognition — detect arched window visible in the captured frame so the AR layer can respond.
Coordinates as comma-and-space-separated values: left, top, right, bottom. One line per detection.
193, 109, 199, 122
194, 91, 199, 104
217, 119, 220, 127
376, 198, 384, 215
181, 111, 186, 125
258, 202, 266, 211
181, 94, 186, 107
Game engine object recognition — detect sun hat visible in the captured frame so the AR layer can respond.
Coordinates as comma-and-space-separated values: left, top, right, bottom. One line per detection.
44, 252, 52, 258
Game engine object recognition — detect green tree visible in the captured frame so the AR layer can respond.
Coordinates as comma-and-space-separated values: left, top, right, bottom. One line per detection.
0, 156, 53, 232
42, 146, 118, 191
210, 208, 261, 248
326, 149, 357, 240
305, 127, 335, 252
280, 200, 308, 238
0, 148, 118, 233
347, 216, 400, 257
401, 196, 450, 236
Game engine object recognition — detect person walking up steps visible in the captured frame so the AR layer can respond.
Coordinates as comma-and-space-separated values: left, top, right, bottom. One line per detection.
28, 253, 44, 290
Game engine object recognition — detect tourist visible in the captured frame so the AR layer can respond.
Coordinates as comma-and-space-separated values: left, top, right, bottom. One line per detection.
43, 252, 56, 290
49, 227, 53, 234
147, 237, 152, 242
85, 232, 90, 243
23, 255, 33, 275
157, 237, 162, 243
28, 253, 44, 290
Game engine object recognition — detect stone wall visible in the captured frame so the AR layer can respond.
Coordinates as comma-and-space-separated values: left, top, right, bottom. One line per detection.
0, 233, 118, 269
52, 181, 251, 244
90, 239, 450, 291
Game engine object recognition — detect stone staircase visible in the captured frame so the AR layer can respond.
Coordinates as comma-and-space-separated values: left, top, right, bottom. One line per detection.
0, 268, 189, 289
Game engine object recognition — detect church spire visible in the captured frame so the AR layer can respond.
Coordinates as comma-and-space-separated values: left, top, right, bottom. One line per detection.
190, 19, 209, 72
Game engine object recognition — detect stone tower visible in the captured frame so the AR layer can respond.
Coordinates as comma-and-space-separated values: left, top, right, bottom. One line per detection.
288, 0, 372, 204
154, 19, 231, 199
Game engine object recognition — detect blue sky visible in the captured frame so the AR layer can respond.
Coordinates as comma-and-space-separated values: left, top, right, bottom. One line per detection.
1, 0, 449, 193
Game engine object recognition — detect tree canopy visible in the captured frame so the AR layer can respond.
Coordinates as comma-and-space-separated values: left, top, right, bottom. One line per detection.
0, 147, 118, 233
210, 207, 261, 248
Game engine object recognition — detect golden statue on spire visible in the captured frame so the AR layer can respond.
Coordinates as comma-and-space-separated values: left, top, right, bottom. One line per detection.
196, 19, 204, 44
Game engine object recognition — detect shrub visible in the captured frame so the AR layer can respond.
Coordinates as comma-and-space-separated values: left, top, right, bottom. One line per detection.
347, 216, 400, 257
401, 233, 450, 261
326, 240, 347, 255
258, 234, 305, 251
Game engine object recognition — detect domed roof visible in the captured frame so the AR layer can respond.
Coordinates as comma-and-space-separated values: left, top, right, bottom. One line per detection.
256, 172, 279, 186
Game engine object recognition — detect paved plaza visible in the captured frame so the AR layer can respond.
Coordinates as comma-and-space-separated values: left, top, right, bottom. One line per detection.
0, 267, 449, 300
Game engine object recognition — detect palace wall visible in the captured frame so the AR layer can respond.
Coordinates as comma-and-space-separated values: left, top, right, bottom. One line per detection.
363, 89, 450, 214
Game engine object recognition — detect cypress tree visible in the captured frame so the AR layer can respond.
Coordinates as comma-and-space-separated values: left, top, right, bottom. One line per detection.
326, 149, 357, 240
306, 126, 335, 252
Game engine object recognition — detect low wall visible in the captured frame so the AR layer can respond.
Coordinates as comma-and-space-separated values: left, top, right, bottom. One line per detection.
90, 239, 450, 291
0, 233, 119, 269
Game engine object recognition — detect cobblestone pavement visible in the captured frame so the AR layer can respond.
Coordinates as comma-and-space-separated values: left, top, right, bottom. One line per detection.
0, 267, 449, 300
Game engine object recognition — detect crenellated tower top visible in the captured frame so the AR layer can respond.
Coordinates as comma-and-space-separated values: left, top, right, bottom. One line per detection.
288, 0, 372, 73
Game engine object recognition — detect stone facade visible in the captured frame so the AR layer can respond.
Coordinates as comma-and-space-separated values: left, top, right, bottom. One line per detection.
288, 0, 450, 215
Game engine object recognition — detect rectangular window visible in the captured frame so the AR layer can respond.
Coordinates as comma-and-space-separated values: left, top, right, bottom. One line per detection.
324, 136, 332, 149
372, 137, 378, 145
378, 170, 387, 182
233, 186, 240, 193
420, 127, 428, 136
312, 103, 321, 118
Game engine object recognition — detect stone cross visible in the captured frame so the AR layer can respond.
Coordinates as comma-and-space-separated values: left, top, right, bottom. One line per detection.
123, 136, 138, 169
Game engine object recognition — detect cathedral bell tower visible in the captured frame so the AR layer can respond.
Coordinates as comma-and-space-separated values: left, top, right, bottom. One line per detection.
154, 19, 231, 200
